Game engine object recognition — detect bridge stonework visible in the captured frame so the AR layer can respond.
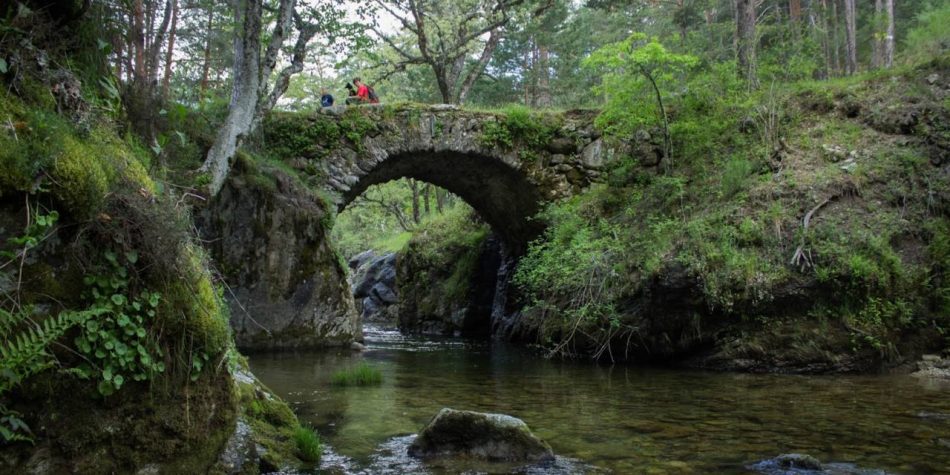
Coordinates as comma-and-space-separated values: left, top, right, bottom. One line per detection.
220, 104, 652, 349
264, 103, 647, 250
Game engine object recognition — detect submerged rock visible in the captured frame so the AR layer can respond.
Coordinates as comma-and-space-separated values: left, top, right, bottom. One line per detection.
408, 408, 554, 462
750, 454, 890, 475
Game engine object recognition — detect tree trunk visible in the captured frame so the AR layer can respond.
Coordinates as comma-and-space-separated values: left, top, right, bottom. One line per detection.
736, 0, 759, 88
843, 0, 857, 75
436, 189, 445, 214
254, 15, 317, 132
789, 0, 801, 22
199, 0, 263, 196
872, 0, 883, 68
818, 0, 832, 79
199, 5, 214, 100
132, 0, 145, 83
409, 180, 420, 225
147, 0, 174, 85
884, 0, 894, 67
161, 0, 178, 97
423, 184, 431, 215
535, 43, 552, 108
831, 0, 841, 75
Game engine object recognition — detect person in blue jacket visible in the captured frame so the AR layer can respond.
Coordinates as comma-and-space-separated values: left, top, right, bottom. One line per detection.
320, 88, 334, 107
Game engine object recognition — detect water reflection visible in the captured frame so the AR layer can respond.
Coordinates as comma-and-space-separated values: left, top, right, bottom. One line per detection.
248, 326, 950, 474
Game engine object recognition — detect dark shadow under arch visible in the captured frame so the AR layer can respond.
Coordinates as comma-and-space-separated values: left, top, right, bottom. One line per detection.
338, 151, 545, 254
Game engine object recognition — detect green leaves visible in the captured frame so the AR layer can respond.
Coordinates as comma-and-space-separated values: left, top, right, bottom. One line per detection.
74, 250, 165, 396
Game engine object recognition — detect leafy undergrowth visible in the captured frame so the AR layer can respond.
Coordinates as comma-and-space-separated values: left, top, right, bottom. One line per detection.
0, 38, 284, 474
514, 56, 950, 371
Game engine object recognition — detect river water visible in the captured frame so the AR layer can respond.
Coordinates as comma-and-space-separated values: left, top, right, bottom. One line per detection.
248, 326, 950, 474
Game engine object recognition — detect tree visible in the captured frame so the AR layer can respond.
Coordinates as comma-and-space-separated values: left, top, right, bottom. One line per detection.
369, 0, 528, 104
884, 0, 895, 68
736, 0, 759, 88
583, 33, 697, 171
843, 0, 857, 75
199, 0, 362, 196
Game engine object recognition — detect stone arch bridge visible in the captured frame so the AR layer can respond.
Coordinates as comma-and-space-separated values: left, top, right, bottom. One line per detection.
201, 104, 656, 350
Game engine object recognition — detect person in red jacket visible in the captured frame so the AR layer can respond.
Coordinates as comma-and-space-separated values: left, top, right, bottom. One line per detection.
353, 77, 379, 104
354, 77, 369, 102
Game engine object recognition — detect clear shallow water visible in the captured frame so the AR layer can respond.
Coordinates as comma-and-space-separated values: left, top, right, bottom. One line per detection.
248, 326, 950, 474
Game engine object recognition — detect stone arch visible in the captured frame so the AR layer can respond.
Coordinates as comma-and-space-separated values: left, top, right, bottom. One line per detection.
338, 150, 545, 253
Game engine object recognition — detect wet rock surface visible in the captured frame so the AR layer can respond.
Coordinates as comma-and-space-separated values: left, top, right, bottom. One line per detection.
408, 408, 554, 463
349, 251, 399, 324
749, 454, 890, 475
196, 162, 360, 350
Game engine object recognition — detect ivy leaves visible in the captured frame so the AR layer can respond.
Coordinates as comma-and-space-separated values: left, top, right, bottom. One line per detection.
75, 250, 165, 396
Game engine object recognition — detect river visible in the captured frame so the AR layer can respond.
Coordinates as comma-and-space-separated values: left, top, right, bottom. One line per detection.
248, 326, 950, 474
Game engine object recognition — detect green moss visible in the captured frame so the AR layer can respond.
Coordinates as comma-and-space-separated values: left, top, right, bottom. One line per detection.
160, 244, 231, 356
479, 105, 562, 150
263, 113, 341, 160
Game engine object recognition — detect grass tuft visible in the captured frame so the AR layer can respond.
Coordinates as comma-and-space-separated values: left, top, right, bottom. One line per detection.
330, 362, 383, 387
293, 425, 322, 462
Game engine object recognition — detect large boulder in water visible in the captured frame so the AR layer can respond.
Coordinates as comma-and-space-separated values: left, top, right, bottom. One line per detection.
408, 408, 554, 462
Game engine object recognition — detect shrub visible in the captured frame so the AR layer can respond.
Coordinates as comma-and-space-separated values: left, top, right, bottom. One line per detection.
330, 362, 382, 386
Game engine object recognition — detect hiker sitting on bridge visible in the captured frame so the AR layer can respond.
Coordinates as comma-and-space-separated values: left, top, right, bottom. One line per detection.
353, 77, 380, 104
320, 88, 334, 107
344, 82, 359, 105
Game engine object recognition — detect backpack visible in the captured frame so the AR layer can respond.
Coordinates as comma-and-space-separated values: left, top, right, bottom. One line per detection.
366, 85, 379, 103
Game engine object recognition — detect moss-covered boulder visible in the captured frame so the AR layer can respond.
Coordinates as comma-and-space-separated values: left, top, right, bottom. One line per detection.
408, 408, 554, 463
196, 156, 360, 350
395, 208, 501, 337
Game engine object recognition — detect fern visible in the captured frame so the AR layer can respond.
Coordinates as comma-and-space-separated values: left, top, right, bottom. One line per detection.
0, 308, 103, 443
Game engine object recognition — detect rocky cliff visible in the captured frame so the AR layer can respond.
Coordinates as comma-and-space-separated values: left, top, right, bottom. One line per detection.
196, 157, 360, 350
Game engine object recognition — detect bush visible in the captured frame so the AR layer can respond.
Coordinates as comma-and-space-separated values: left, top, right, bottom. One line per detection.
330, 362, 382, 386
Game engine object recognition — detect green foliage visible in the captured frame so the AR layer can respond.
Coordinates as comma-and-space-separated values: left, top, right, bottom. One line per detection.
720, 156, 754, 198
330, 362, 382, 386
338, 108, 376, 150
904, 3, 950, 63
514, 188, 630, 357
583, 33, 697, 144
479, 105, 560, 149
263, 113, 341, 160
74, 250, 166, 395
293, 426, 322, 463
402, 205, 489, 302
0, 308, 103, 442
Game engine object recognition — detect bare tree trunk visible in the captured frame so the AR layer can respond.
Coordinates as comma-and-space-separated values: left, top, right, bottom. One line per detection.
831, 0, 841, 75
884, 0, 894, 67
254, 14, 317, 132
199, 5, 213, 100
789, 0, 801, 22
409, 180, 421, 225
161, 0, 178, 97
818, 0, 832, 78
736, 0, 759, 88
132, 0, 145, 83
199, 0, 263, 196
872, 0, 883, 68
147, 0, 174, 85
535, 43, 552, 108
436, 189, 445, 214
843, 0, 857, 75
423, 184, 431, 215
458, 28, 502, 104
